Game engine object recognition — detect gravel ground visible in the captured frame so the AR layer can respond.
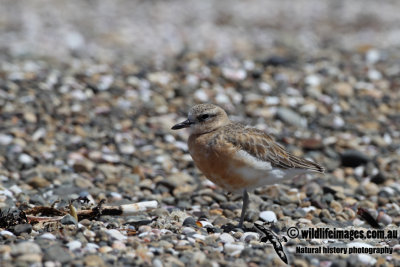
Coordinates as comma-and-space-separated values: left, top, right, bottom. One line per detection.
1, 1, 400, 266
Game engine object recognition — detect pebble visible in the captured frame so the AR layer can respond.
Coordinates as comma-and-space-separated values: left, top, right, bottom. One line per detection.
259, 211, 277, 223
219, 233, 235, 244
83, 254, 106, 267
182, 217, 197, 227
13, 224, 32, 235
39, 233, 57, 240
340, 150, 370, 167
276, 107, 307, 128
67, 240, 82, 251
27, 176, 50, 188
224, 243, 245, 256
61, 214, 78, 225
240, 232, 259, 243
18, 153, 34, 165
358, 254, 377, 266
11, 242, 42, 255
106, 229, 127, 241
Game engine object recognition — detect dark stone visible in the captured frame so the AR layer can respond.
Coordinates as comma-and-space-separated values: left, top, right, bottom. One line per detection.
29, 195, 47, 206
182, 217, 197, 227
60, 214, 78, 225
322, 193, 334, 204
371, 172, 386, 184
43, 245, 74, 263
340, 150, 369, 167
13, 223, 32, 235
262, 56, 293, 67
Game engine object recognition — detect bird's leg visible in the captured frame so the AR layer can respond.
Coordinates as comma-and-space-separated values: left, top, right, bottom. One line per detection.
238, 189, 249, 228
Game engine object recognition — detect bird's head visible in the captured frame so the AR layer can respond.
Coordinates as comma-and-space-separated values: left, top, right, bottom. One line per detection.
171, 104, 230, 135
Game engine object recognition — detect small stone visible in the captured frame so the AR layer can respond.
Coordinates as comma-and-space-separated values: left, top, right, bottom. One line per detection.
224, 243, 244, 255
334, 82, 353, 97
98, 246, 112, 253
84, 243, 99, 253
13, 224, 32, 235
377, 212, 392, 226
1, 230, 15, 237
39, 233, 56, 240
219, 233, 235, 244
153, 258, 164, 267
259, 211, 277, 223
112, 241, 126, 250
43, 245, 74, 263
84, 254, 106, 267
27, 176, 50, 188
305, 74, 321, 87
11, 242, 42, 255
73, 160, 95, 173
358, 254, 377, 265
0, 134, 13, 145
18, 153, 34, 165
106, 229, 127, 241
368, 69, 382, 80
293, 259, 309, 267
194, 89, 209, 102
182, 227, 196, 234
61, 214, 78, 225
366, 49, 380, 64
330, 200, 343, 213
240, 232, 260, 243
67, 240, 82, 251
23, 112, 37, 123
340, 150, 369, 167
138, 225, 152, 233
363, 182, 380, 196
300, 137, 323, 150
18, 253, 42, 263
222, 68, 246, 81
276, 107, 307, 128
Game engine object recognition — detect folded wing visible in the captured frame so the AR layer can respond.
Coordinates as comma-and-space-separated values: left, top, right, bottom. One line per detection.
224, 124, 324, 173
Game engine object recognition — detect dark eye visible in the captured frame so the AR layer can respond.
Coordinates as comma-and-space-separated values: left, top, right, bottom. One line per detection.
198, 114, 210, 121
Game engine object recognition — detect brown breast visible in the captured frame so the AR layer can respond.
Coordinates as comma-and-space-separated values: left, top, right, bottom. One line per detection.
188, 131, 252, 192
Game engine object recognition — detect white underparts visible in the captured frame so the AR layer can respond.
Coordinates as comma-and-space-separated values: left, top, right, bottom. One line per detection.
235, 150, 272, 170
231, 149, 310, 189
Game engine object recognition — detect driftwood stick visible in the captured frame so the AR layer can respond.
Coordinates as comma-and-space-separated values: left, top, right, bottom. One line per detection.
25, 200, 158, 223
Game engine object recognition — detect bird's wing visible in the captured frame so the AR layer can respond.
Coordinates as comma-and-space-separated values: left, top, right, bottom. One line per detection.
223, 124, 324, 173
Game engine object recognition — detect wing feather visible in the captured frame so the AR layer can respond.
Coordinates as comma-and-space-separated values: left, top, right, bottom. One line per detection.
223, 123, 324, 173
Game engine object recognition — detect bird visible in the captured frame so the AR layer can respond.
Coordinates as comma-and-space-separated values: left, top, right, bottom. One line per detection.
171, 103, 324, 228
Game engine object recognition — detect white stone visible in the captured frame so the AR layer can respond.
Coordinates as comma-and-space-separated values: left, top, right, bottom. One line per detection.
11, 241, 41, 255
39, 233, 56, 240
194, 89, 209, 102
347, 242, 373, 248
368, 69, 382, 80
0, 134, 13, 145
67, 240, 82, 251
302, 206, 316, 213
219, 233, 235, 244
224, 243, 245, 255
18, 153, 34, 165
182, 227, 196, 234
305, 75, 321, 87
358, 254, 377, 265
106, 229, 127, 241
259, 211, 277, 223
240, 232, 260, 242
366, 49, 380, 64
84, 243, 99, 253
1, 230, 15, 237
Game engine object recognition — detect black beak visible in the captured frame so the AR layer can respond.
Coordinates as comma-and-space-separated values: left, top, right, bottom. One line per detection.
171, 119, 193, 130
